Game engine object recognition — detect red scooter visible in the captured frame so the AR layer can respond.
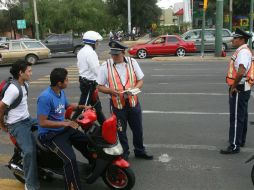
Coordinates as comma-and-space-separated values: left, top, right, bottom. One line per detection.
7, 107, 135, 190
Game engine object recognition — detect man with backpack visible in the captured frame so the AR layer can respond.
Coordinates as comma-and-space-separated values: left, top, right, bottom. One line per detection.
0, 60, 39, 190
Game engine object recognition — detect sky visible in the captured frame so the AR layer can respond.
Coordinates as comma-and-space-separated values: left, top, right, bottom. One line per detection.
157, 0, 183, 9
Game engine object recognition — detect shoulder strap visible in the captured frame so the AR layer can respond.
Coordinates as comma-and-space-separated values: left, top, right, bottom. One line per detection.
6, 80, 27, 112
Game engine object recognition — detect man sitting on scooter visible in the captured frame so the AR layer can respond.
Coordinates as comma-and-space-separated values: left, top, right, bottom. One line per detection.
37, 68, 90, 190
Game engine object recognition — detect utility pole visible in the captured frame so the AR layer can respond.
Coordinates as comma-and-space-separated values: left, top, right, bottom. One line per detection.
33, 0, 39, 40
215, 0, 224, 57
249, 0, 253, 49
229, 0, 232, 31
201, 0, 208, 57
128, 0, 131, 40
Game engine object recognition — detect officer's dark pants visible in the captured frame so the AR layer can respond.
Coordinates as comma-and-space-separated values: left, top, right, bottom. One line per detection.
72, 78, 105, 125
229, 88, 251, 149
39, 128, 88, 190
111, 101, 145, 157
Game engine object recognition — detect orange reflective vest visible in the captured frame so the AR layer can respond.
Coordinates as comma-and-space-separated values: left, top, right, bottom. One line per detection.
107, 57, 138, 109
226, 44, 254, 86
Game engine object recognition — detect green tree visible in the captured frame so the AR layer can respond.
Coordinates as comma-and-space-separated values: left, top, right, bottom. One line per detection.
0, 0, 24, 38
106, 0, 161, 33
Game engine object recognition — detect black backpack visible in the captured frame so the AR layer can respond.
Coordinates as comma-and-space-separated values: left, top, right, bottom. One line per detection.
0, 77, 28, 114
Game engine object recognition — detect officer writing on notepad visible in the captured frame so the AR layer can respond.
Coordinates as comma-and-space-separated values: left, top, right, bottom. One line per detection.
97, 40, 153, 160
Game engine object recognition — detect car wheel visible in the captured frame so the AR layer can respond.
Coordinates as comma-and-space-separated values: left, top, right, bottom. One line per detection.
25, 54, 38, 64
222, 43, 227, 51
176, 48, 186, 57
137, 49, 147, 59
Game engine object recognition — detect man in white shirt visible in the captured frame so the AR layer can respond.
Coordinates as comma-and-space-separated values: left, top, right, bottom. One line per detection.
0, 60, 39, 190
221, 28, 253, 154
97, 40, 153, 160
72, 31, 106, 124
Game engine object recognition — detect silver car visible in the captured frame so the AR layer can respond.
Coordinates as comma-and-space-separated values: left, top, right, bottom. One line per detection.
181, 28, 233, 51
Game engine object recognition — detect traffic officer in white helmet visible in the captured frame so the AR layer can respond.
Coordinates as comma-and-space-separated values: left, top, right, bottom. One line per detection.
72, 31, 106, 124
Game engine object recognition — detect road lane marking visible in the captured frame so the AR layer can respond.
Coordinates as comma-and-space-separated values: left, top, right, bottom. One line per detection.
31, 81, 78, 84
0, 179, 24, 190
0, 154, 11, 165
143, 110, 254, 115
145, 144, 254, 153
36, 77, 78, 81
153, 68, 223, 71
152, 74, 221, 77
144, 92, 227, 96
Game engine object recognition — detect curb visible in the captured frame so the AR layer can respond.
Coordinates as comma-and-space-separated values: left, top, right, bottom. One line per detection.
151, 55, 229, 62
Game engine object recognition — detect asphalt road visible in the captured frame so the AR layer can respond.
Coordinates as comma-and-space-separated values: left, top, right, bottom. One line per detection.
0, 55, 254, 190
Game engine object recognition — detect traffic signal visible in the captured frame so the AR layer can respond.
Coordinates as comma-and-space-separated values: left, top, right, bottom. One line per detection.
204, 0, 208, 10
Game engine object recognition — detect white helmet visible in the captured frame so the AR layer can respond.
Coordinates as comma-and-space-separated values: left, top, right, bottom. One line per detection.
83, 31, 103, 44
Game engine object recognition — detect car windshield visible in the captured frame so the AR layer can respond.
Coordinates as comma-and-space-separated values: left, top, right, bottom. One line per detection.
23, 41, 45, 48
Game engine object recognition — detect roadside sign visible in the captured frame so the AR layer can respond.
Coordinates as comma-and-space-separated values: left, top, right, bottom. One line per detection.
17, 20, 26, 29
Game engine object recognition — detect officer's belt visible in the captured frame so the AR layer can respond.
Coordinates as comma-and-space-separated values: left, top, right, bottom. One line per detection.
79, 76, 97, 85
236, 84, 245, 91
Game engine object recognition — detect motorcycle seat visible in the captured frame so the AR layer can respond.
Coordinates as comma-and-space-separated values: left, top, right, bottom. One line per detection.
33, 131, 50, 152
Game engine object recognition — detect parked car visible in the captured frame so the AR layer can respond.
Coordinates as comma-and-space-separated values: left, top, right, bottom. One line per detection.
128, 35, 197, 58
43, 33, 83, 55
0, 39, 51, 64
245, 31, 254, 48
0, 36, 10, 45
181, 28, 233, 51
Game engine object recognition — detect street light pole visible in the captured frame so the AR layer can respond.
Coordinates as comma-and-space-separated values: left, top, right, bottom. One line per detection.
249, 0, 253, 49
128, 0, 131, 39
229, 0, 232, 31
33, 0, 39, 40
201, 8, 206, 57
215, 0, 224, 57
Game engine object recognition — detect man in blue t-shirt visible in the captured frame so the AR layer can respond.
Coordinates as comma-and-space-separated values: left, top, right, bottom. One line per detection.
37, 68, 90, 190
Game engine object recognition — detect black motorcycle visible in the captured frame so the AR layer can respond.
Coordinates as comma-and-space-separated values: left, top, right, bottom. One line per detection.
7, 108, 135, 190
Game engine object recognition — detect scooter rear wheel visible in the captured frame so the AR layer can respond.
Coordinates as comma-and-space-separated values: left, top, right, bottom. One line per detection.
102, 165, 135, 190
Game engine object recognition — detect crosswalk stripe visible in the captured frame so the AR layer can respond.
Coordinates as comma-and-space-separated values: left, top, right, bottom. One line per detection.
0, 154, 11, 165
31, 81, 78, 84
0, 179, 24, 190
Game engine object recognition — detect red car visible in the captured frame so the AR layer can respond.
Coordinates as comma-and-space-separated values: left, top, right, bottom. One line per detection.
128, 35, 197, 59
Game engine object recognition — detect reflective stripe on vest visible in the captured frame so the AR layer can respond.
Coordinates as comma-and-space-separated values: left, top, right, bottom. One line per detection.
226, 44, 254, 86
107, 57, 138, 109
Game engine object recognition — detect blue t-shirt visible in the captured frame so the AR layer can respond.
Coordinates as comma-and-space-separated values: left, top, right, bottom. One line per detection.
37, 87, 69, 135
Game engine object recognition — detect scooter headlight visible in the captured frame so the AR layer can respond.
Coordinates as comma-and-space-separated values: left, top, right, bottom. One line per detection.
103, 140, 123, 155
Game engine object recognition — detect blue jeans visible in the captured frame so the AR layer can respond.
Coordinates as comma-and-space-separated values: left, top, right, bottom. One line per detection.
8, 117, 40, 190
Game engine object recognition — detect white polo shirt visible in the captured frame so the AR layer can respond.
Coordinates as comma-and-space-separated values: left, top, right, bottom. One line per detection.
2, 84, 29, 124
97, 57, 144, 87
77, 45, 100, 81
234, 45, 252, 84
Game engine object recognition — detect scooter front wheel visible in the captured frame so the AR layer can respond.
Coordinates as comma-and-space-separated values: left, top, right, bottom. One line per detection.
251, 165, 254, 185
102, 165, 135, 190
